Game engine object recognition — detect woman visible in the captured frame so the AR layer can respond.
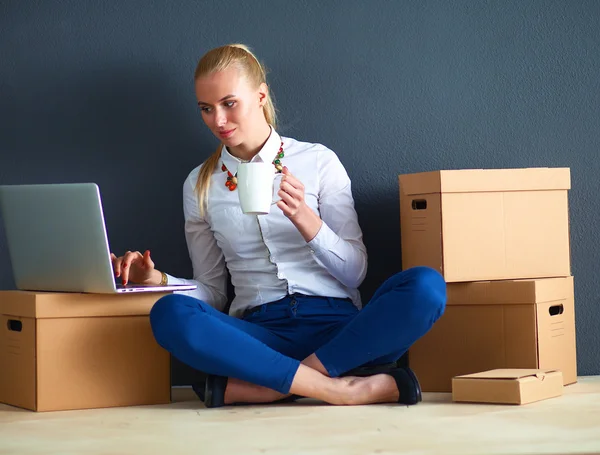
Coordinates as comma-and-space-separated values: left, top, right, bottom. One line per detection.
111, 44, 446, 408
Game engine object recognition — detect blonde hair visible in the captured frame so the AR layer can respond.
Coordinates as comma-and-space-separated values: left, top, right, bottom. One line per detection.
194, 44, 277, 216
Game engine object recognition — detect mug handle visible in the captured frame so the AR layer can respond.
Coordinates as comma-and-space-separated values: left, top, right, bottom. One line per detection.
271, 173, 283, 205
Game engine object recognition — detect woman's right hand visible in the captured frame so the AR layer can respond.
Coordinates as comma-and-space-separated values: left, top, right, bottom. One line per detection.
110, 250, 160, 285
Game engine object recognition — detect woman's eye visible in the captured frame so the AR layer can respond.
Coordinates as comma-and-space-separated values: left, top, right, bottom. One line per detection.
224, 101, 236, 108
200, 106, 212, 113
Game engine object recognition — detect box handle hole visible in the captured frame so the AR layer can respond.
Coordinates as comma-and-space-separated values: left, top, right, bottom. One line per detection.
412, 199, 427, 210
7, 319, 23, 332
549, 304, 564, 316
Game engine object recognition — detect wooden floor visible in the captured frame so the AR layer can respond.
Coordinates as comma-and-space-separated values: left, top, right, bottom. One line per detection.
1, 377, 600, 455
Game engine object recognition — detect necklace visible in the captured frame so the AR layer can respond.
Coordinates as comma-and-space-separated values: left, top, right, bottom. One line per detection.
221, 141, 285, 191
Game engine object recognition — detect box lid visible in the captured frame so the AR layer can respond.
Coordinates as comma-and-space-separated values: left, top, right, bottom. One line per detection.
399, 167, 571, 195
455, 369, 559, 381
452, 368, 564, 405
0, 291, 170, 318
446, 276, 573, 306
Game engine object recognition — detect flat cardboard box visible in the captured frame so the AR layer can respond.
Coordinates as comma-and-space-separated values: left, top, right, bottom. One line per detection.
399, 167, 571, 282
409, 276, 577, 392
0, 291, 172, 412
452, 369, 563, 405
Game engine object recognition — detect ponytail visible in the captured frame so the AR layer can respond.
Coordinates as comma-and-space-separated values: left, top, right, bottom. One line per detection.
195, 144, 222, 217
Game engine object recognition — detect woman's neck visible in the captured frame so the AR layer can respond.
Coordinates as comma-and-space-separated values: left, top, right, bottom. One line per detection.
228, 122, 272, 161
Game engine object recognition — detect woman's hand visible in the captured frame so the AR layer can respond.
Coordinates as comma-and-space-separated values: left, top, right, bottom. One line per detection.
110, 250, 161, 285
277, 166, 323, 242
276, 166, 308, 219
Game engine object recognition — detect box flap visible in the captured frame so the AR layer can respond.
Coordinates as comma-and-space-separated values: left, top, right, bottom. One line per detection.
446, 277, 573, 306
455, 368, 559, 380
399, 168, 570, 195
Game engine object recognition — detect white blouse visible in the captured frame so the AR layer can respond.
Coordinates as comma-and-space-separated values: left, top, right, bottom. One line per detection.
166, 128, 368, 318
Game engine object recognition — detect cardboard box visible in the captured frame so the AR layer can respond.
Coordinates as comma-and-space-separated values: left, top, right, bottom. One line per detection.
409, 276, 577, 392
399, 167, 571, 282
0, 291, 171, 412
452, 369, 563, 405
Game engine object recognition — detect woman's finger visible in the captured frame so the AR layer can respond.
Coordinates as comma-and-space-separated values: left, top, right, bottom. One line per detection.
112, 256, 122, 277
276, 199, 293, 217
280, 180, 303, 200
281, 167, 304, 191
278, 188, 297, 208
142, 250, 154, 270
121, 251, 141, 285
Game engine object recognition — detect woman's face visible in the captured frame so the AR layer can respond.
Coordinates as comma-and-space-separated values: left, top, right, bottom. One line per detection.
195, 66, 267, 148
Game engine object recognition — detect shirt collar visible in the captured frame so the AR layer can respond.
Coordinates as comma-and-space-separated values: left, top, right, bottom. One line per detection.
220, 127, 282, 176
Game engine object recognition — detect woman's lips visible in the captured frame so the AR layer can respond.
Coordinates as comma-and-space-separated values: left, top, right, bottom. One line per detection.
219, 128, 236, 139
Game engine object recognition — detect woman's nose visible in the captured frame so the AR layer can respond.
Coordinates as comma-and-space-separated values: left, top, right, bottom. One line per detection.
215, 109, 227, 127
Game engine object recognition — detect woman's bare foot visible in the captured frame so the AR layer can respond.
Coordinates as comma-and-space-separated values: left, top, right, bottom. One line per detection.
224, 378, 294, 404
219, 364, 403, 407
221, 355, 328, 405
339, 374, 400, 405
288, 365, 400, 405
221, 374, 400, 406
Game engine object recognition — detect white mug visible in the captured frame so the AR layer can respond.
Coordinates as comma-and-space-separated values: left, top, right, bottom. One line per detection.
236, 162, 278, 215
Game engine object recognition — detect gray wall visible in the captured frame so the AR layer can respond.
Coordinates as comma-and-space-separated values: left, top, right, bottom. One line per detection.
1, 1, 599, 383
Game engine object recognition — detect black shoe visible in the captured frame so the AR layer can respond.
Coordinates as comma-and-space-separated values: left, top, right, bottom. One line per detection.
269, 394, 303, 404
192, 374, 228, 408
191, 377, 207, 402
386, 366, 422, 405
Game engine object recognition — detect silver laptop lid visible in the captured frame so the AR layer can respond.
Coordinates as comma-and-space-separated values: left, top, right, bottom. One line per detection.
1, 183, 135, 293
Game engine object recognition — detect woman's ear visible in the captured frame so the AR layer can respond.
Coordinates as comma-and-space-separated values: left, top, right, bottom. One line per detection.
258, 82, 269, 107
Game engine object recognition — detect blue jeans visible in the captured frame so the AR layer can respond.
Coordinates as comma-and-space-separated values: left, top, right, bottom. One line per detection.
149, 266, 446, 394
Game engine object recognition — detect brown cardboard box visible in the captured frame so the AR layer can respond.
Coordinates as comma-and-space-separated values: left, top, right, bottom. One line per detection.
399, 167, 571, 282
0, 291, 171, 412
452, 369, 563, 405
409, 276, 577, 392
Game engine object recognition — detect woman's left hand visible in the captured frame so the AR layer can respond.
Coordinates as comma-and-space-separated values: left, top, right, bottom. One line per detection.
276, 166, 307, 219
276, 166, 323, 241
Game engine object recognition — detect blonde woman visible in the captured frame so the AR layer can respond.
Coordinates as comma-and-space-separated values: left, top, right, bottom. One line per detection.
111, 44, 446, 408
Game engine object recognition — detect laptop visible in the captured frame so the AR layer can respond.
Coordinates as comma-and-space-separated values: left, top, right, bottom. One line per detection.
0, 182, 197, 294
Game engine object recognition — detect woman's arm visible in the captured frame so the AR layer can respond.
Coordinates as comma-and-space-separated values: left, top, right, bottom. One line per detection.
277, 148, 368, 289
165, 172, 228, 311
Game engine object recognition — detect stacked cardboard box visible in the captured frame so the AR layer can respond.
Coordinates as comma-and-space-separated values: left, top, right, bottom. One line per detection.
398, 168, 577, 392
0, 291, 171, 411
